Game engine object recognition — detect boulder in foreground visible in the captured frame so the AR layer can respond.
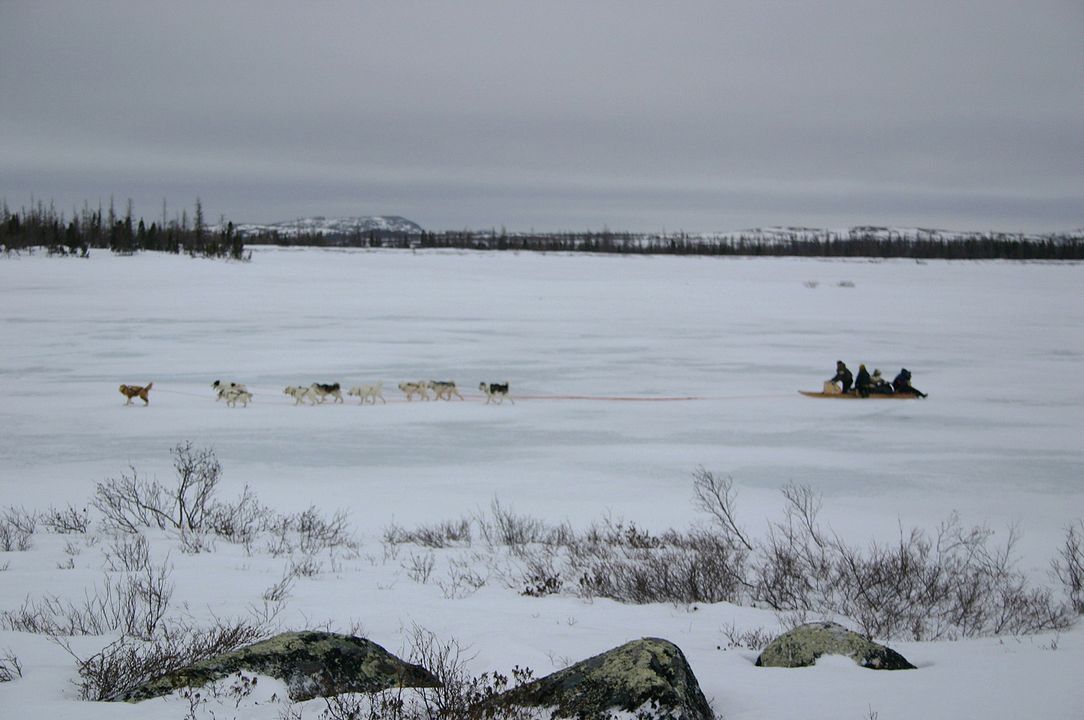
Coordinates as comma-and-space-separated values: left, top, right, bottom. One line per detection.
755, 622, 915, 670
488, 637, 713, 719
125, 631, 440, 702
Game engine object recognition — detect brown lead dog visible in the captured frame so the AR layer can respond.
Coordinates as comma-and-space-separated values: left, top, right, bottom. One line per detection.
119, 382, 153, 405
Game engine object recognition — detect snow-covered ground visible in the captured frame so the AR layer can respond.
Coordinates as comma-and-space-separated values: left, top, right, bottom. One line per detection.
1, 247, 1081, 719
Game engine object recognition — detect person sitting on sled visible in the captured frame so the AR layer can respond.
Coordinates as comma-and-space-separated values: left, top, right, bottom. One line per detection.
828, 361, 854, 394
855, 364, 872, 398
869, 368, 894, 394
893, 368, 928, 398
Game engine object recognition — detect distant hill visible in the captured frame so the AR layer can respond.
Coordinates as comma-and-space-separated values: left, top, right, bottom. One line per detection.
233, 216, 423, 238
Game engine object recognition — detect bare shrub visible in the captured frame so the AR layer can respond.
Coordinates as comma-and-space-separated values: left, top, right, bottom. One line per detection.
0, 506, 37, 551
570, 528, 747, 605
749, 484, 1074, 640
478, 498, 547, 550
206, 485, 272, 545
104, 533, 150, 572
520, 551, 563, 597
295, 507, 354, 554
2, 563, 172, 640
692, 468, 754, 552
1052, 520, 1084, 613
438, 555, 490, 599
719, 623, 773, 651
57, 617, 267, 701
262, 569, 295, 604
178, 527, 216, 555
288, 555, 323, 578
93, 443, 221, 533
0, 650, 22, 682
384, 518, 472, 549
42, 504, 90, 534
405, 552, 436, 584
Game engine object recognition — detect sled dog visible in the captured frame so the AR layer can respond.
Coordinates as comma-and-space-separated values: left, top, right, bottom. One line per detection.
428, 380, 464, 401
119, 382, 153, 406
398, 381, 430, 401
348, 382, 386, 405
309, 383, 343, 403
284, 385, 318, 405
479, 381, 512, 404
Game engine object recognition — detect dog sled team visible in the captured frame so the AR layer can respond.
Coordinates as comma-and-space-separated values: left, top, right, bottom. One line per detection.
120, 378, 514, 407
813, 361, 928, 399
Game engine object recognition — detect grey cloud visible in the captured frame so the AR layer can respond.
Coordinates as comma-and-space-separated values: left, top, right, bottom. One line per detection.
2, 0, 1081, 232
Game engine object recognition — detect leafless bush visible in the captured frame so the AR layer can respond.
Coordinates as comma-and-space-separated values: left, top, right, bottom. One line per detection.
93, 443, 221, 533
2, 563, 172, 640
207, 485, 272, 545
0, 506, 37, 551
178, 527, 216, 555
519, 550, 564, 597
719, 623, 773, 651
570, 528, 747, 605
438, 555, 490, 599
384, 518, 472, 549
0, 650, 22, 682
749, 484, 1074, 640
405, 552, 436, 584
477, 499, 548, 550
289, 555, 323, 578
262, 569, 295, 604
1052, 520, 1084, 613
42, 504, 90, 534
295, 507, 354, 554
57, 617, 266, 701
104, 533, 150, 572
692, 468, 754, 552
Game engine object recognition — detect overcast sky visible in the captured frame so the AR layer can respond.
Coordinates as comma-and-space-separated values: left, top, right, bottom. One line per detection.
1, 1, 1081, 232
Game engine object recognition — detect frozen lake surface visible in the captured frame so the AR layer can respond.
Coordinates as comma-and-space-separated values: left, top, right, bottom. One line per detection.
1, 247, 1082, 719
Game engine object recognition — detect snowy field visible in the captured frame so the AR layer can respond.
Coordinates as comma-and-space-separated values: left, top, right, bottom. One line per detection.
1, 247, 1082, 719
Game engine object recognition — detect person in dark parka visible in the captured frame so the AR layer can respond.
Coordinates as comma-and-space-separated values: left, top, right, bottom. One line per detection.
893, 368, 927, 398
855, 364, 872, 398
829, 361, 854, 394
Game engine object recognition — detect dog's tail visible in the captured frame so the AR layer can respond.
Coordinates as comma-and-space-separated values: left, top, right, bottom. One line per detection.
140, 382, 153, 402
144, 382, 154, 392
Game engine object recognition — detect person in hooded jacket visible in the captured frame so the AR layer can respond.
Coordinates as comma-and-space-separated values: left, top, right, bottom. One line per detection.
855, 364, 872, 397
869, 368, 894, 394
893, 368, 927, 398
829, 361, 854, 394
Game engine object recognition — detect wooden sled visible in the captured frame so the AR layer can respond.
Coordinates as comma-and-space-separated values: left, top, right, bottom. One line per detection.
799, 390, 920, 399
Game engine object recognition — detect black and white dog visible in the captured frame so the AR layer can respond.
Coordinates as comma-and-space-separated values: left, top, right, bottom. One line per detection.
309, 382, 343, 403
479, 381, 512, 404
212, 380, 247, 401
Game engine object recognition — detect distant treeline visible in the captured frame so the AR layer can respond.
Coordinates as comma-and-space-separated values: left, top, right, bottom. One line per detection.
240, 227, 1084, 260
0, 198, 245, 260
415, 229, 1084, 260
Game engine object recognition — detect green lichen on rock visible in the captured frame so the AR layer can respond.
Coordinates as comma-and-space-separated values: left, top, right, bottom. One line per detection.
489, 637, 713, 719
124, 631, 440, 702
755, 622, 915, 670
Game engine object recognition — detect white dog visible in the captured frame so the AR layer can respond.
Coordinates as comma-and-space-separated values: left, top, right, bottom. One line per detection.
309, 382, 344, 403
223, 388, 253, 407
398, 381, 430, 401
427, 380, 464, 401
284, 385, 318, 405
479, 381, 513, 404
212, 380, 247, 401
348, 382, 386, 405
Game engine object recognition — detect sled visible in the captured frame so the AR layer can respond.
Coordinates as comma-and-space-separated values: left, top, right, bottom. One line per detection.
799, 390, 920, 400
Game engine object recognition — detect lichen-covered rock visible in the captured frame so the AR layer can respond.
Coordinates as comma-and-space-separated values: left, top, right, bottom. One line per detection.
125, 631, 440, 702
488, 637, 713, 719
755, 622, 915, 670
